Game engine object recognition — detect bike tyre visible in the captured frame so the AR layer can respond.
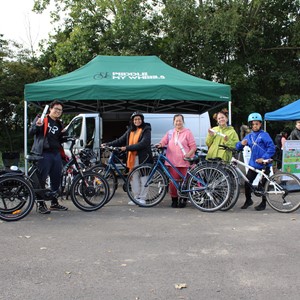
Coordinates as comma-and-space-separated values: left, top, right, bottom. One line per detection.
0, 175, 35, 222
90, 164, 118, 203
265, 172, 300, 213
126, 164, 168, 207
70, 172, 109, 211
187, 165, 231, 212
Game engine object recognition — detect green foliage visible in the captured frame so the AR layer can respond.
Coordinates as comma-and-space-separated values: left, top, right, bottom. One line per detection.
1, 0, 300, 146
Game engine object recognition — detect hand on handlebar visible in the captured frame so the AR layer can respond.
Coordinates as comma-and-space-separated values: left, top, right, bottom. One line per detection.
241, 139, 248, 146
255, 158, 272, 164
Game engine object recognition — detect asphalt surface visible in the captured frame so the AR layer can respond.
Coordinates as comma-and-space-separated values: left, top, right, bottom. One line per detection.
1, 189, 300, 300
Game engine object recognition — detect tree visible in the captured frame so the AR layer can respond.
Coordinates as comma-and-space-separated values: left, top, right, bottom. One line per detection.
33, 0, 300, 137
0, 35, 48, 152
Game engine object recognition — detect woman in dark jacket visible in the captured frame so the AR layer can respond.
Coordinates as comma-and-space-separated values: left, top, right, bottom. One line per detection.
102, 112, 153, 205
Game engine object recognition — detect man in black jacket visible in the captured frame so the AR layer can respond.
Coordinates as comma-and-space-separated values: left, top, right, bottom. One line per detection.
29, 100, 68, 214
288, 120, 300, 140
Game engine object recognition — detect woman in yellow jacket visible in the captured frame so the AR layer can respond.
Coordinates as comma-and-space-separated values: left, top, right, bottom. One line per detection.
206, 109, 239, 162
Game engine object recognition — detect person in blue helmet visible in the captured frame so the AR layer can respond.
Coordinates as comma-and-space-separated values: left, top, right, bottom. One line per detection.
236, 113, 276, 211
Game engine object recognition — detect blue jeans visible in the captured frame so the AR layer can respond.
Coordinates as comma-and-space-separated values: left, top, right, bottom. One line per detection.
38, 151, 62, 193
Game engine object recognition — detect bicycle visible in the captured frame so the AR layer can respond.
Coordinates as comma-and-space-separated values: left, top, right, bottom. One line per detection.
125, 146, 231, 212
60, 147, 98, 200
0, 137, 110, 222
89, 146, 129, 203
196, 149, 241, 211
214, 145, 300, 213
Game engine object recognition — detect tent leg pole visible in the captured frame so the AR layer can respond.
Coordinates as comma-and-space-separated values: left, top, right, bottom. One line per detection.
24, 100, 28, 175
228, 101, 232, 125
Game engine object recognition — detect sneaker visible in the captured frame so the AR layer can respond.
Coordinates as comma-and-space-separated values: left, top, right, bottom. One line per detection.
139, 199, 146, 205
50, 203, 68, 211
128, 201, 136, 206
38, 203, 51, 214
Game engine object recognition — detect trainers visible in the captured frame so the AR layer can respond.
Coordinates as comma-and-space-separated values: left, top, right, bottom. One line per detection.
128, 201, 136, 206
139, 199, 146, 205
38, 203, 51, 214
50, 203, 68, 211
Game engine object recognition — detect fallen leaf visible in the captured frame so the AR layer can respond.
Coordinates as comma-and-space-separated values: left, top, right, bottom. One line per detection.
40, 247, 47, 250
175, 283, 187, 289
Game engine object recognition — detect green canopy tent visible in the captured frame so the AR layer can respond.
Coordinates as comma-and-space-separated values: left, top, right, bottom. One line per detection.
24, 55, 231, 114
23, 55, 231, 170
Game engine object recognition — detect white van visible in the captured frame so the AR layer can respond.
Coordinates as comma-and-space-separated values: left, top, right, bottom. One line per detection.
63, 112, 210, 158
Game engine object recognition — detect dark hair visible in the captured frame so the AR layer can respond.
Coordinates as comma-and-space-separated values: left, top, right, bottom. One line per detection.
50, 100, 64, 109
173, 114, 184, 123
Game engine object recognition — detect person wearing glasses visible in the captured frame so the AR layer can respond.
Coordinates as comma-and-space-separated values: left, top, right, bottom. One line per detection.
101, 112, 153, 205
29, 100, 68, 214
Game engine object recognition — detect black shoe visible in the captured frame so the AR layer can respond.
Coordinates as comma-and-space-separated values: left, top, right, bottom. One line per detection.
241, 200, 253, 209
171, 197, 178, 208
255, 202, 266, 211
50, 203, 68, 211
178, 198, 187, 208
38, 203, 51, 214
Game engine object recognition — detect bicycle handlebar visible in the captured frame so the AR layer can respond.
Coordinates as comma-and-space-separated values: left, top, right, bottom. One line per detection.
100, 146, 122, 152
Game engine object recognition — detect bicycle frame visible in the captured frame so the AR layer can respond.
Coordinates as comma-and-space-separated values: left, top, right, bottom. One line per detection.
145, 152, 205, 193
103, 148, 128, 182
230, 157, 275, 195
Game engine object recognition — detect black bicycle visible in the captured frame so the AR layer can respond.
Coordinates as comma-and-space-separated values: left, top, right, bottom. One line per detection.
0, 137, 110, 222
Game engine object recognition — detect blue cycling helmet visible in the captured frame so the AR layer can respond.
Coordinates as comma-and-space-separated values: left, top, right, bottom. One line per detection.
248, 112, 262, 123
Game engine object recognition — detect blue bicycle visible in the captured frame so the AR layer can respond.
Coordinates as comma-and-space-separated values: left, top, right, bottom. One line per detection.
89, 146, 129, 203
126, 147, 231, 212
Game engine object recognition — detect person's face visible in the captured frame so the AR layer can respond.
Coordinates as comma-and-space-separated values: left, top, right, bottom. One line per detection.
217, 113, 228, 127
174, 116, 184, 130
133, 116, 142, 126
295, 121, 300, 130
251, 121, 262, 131
49, 104, 63, 119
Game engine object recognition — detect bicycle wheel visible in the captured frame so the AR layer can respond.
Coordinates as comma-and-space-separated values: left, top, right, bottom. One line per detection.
0, 175, 35, 221
70, 172, 109, 211
126, 164, 168, 207
219, 164, 240, 211
90, 164, 118, 203
187, 165, 231, 212
265, 172, 300, 213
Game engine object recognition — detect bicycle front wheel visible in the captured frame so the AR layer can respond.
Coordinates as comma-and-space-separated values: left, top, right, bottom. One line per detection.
126, 164, 168, 207
0, 175, 35, 221
187, 165, 231, 212
70, 172, 109, 211
265, 172, 300, 213
219, 164, 240, 211
90, 164, 118, 203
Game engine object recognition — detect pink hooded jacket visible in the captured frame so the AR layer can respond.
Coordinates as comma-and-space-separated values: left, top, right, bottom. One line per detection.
160, 128, 197, 167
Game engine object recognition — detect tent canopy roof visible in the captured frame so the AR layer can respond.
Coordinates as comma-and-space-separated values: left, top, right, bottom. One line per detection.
265, 99, 300, 121
24, 55, 231, 114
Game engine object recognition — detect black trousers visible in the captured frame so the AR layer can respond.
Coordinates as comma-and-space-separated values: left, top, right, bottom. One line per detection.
245, 167, 270, 202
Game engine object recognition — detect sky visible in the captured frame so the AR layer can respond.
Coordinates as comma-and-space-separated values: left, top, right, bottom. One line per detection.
0, 0, 53, 50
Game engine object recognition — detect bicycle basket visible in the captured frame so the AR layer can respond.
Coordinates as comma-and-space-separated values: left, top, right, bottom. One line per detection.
79, 149, 97, 166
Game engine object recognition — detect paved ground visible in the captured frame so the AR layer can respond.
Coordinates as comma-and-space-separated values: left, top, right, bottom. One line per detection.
1, 189, 300, 300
